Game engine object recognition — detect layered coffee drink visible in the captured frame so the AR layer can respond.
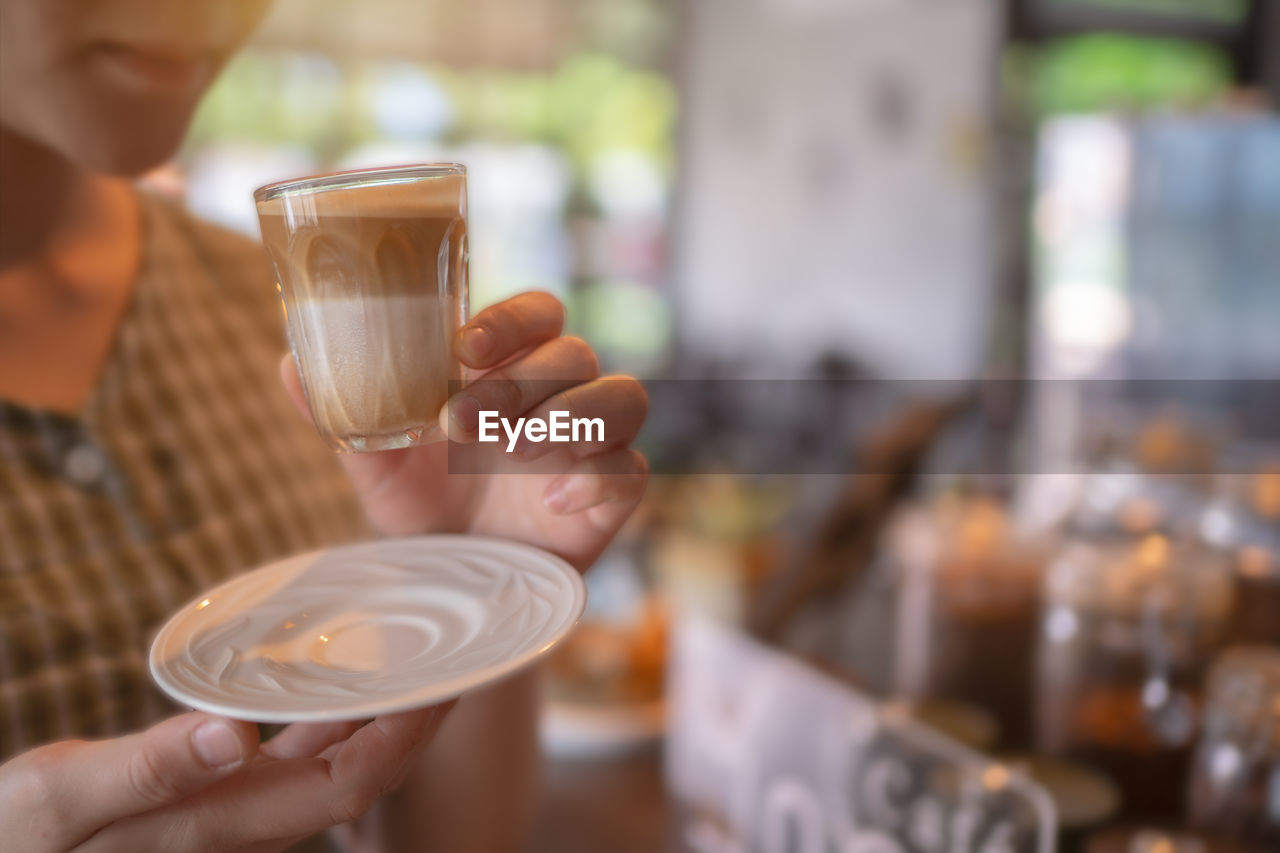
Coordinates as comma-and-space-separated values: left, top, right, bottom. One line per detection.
256, 166, 467, 452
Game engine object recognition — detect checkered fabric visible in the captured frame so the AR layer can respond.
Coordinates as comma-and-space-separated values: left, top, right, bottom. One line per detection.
0, 192, 369, 759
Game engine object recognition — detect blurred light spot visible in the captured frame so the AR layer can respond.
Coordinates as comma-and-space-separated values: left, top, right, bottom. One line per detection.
590, 150, 666, 220
1138, 535, 1170, 571
1142, 678, 1170, 709
1040, 282, 1132, 374
981, 764, 1010, 791
370, 63, 453, 140
1209, 743, 1243, 782
1046, 606, 1079, 642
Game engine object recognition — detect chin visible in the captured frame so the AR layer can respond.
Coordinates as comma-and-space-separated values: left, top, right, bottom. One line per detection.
77, 127, 190, 177
54, 103, 197, 177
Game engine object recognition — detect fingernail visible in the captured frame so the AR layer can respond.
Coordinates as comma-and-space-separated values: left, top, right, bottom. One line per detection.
450, 395, 482, 433
461, 327, 492, 360
193, 720, 244, 769
544, 480, 571, 513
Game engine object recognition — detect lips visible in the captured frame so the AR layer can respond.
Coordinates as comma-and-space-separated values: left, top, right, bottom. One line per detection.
86, 42, 212, 93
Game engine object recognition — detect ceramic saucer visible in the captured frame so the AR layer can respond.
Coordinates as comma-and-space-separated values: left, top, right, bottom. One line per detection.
150, 535, 585, 722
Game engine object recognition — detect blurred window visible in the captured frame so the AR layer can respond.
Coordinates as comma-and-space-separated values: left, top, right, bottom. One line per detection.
1006, 1, 1280, 382
166, 0, 678, 374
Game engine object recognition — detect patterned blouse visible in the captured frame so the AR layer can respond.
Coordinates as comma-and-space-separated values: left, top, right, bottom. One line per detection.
0, 192, 368, 759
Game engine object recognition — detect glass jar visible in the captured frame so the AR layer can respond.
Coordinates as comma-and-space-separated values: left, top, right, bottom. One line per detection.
889, 495, 1048, 749
1036, 535, 1236, 820
1199, 463, 1280, 647
1187, 645, 1280, 847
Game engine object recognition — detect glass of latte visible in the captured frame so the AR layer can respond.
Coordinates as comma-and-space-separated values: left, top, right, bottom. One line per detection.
255, 164, 468, 452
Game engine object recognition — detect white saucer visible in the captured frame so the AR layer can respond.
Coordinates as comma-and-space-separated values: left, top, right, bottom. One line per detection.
150, 535, 586, 723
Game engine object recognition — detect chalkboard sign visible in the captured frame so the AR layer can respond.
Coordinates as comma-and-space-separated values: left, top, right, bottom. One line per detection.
667, 619, 1056, 853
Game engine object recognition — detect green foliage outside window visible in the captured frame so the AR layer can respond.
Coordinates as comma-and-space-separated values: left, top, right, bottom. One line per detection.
1006, 33, 1233, 117
187, 51, 676, 179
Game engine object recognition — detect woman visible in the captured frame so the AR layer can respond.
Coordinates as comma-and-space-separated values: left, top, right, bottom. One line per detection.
0, 1, 648, 850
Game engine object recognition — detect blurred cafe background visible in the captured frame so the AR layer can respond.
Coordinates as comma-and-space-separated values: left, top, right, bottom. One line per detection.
150, 0, 1280, 850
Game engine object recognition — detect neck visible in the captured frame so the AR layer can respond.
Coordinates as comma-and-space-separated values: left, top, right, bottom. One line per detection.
0, 130, 142, 414
0, 128, 93, 270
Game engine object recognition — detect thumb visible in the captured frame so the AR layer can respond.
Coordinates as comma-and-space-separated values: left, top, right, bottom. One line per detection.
65, 713, 259, 844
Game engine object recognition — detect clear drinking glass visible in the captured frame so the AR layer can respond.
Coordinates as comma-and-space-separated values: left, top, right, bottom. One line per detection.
254, 164, 468, 452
